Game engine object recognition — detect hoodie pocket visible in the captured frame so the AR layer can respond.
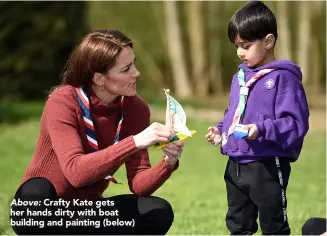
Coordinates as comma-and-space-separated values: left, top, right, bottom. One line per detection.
237, 137, 250, 152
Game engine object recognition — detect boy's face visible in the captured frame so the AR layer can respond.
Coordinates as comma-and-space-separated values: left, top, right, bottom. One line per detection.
234, 34, 268, 68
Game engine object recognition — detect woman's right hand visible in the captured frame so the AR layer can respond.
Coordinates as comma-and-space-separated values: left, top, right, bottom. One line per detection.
133, 122, 175, 149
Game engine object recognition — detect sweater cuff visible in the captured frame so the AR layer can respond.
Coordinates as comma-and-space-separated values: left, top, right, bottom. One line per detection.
157, 157, 179, 175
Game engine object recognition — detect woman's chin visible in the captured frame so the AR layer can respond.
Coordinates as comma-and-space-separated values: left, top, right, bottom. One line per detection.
124, 87, 137, 96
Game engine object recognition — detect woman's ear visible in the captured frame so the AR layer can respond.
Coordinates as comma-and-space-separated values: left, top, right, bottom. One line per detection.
92, 73, 104, 86
265, 34, 275, 49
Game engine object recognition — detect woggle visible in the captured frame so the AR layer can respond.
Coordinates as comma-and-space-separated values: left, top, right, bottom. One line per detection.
233, 124, 249, 139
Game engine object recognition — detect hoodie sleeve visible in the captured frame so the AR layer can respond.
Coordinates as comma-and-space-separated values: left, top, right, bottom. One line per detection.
216, 119, 224, 134
216, 109, 227, 134
256, 71, 309, 149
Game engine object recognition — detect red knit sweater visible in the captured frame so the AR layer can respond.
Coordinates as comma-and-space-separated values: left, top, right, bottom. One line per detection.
21, 85, 177, 200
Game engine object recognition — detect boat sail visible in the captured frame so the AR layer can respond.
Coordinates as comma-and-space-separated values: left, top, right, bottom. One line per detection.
153, 89, 197, 149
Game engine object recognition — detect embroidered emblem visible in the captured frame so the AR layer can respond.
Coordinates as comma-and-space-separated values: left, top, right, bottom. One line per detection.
264, 78, 275, 89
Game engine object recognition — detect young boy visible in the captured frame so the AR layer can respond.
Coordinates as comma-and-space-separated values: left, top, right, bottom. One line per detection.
205, 1, 309, 235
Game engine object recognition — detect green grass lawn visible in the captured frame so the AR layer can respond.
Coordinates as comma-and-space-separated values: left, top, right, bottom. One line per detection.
0, 118, 325, 235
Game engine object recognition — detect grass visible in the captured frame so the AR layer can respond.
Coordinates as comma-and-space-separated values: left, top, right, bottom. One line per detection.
0, 100, 45, 124
0, 114, 325, 235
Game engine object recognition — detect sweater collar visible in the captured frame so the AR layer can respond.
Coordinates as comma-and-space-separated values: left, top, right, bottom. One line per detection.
87, 86, 122, 116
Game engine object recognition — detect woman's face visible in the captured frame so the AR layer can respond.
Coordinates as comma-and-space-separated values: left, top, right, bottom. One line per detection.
102, 46, 140, 97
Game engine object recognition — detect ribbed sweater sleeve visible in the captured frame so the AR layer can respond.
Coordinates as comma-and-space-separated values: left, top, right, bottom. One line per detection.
45, 93, 138, 188
124, 104, 178, 196
126, 153, 177, 196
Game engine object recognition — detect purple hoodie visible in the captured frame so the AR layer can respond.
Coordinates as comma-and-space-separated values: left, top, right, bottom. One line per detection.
216, 60, 309, 163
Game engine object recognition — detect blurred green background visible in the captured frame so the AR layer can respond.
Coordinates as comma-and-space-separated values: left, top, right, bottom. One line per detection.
0, 1, 326, 235
0, 1, 325, 102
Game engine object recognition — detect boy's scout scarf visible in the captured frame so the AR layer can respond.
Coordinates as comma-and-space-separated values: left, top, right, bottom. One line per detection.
228, 68, 275, 136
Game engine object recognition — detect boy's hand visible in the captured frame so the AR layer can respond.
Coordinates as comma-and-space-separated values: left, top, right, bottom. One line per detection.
205, 126, 221, 146
242, 124, 259, 140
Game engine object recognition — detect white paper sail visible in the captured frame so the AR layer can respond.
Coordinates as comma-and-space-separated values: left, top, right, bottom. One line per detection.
164, 89, 192, 137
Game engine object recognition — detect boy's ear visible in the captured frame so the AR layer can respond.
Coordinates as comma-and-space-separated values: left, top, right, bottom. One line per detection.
265, 34, 275, 49
92, 72, 104, 86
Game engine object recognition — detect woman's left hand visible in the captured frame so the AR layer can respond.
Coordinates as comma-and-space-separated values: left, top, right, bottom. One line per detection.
163, 141, 184, 169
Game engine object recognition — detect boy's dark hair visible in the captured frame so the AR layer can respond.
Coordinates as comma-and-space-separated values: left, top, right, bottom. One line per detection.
228, 1, 278, 44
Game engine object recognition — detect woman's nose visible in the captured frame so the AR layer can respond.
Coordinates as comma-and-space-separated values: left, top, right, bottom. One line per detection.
132, 66, 140, 77
133, 70, 141, 77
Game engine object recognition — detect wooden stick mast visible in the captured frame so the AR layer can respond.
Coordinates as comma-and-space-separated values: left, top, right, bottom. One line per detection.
164, 88, 173, 128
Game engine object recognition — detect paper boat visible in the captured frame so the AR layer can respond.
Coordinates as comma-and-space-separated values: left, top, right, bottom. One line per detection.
153, 89, 197, 149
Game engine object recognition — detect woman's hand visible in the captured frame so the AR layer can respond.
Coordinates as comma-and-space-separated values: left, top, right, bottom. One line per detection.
163, 141, 184, 169
133, 122, 175, 149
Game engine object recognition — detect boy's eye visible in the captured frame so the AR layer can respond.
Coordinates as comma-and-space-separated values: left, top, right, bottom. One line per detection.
243, 44, 251, 49
234, 44, 250, 49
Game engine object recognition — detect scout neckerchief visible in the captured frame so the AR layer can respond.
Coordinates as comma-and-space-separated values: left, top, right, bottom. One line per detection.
75, 87, 124, 184
227, 68, 275, 136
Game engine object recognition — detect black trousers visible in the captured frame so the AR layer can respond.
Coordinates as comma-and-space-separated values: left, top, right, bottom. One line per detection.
302, 217, 326, 235
10, 177, 174, 235
224, 157, 291, 235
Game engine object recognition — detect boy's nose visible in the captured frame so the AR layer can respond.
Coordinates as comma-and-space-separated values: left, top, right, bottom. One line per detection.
237, 49, 245, 58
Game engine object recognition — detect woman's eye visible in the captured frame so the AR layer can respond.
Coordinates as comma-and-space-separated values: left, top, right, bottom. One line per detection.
122, 67, 130, 72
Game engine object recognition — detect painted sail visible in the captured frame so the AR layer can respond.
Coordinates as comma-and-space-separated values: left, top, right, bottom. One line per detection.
164, 89, 192, 137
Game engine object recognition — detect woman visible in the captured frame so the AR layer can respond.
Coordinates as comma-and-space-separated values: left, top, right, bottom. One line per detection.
10, 30, 184, 235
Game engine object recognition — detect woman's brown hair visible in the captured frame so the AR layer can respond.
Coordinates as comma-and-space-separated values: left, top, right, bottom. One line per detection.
61, 29, 133, 88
